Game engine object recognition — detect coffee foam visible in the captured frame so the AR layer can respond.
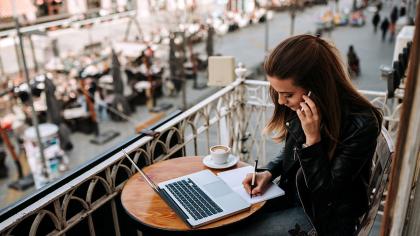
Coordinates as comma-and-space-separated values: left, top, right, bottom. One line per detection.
212, 149, 226, 154
210, 145, 229, 152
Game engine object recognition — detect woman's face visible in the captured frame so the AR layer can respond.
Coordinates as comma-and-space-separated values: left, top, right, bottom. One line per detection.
268, 76, 307, 111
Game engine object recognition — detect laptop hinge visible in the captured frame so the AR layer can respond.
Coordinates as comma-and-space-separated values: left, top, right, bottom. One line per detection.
159, 187, 193, 228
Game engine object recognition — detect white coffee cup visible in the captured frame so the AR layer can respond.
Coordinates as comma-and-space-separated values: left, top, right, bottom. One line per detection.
209, 145, 231, 165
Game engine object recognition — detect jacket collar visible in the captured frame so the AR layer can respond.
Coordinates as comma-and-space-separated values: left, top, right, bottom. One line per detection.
285, 113, 306, 144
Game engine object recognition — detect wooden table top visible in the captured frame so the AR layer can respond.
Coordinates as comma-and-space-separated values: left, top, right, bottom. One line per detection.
121, 156, 265, 231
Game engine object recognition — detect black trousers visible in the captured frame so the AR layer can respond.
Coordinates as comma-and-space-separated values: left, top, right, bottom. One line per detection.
224, 195, 312, 236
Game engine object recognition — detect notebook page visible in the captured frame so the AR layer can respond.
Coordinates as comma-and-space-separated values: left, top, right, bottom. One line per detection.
218, 166, 285, 204
233, 184, 285, 204
218, 166, 254, 188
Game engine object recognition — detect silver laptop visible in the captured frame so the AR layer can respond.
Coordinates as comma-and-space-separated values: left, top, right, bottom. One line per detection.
123, 150, 250, 228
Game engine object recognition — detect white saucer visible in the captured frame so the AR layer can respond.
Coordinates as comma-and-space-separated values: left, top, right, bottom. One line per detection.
203, 154, 239, 169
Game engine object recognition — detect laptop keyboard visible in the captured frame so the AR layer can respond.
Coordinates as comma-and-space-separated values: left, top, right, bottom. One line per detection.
166, 178, 223, 220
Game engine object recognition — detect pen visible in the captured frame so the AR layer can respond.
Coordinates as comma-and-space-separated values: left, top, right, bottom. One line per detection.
250, 160, 258, 198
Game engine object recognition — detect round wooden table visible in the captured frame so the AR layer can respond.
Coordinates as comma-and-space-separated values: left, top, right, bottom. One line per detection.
121, 156, 265, 234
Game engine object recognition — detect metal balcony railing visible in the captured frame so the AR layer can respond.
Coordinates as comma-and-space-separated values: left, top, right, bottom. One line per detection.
0, 78, 390, 236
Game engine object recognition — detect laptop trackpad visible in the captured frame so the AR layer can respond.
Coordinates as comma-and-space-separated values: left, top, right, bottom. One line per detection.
203, 181, 231, 198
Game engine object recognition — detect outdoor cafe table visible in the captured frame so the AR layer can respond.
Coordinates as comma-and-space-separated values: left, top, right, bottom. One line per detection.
121, 156, 265, 234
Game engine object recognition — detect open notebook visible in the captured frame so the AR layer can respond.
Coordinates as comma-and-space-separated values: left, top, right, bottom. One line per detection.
217, 166, 285, 204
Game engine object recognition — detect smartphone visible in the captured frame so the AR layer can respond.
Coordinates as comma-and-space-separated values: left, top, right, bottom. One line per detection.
301, 91, 312, 111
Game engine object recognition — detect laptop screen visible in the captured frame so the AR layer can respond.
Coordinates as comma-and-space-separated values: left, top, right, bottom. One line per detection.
122, 150, 159, 192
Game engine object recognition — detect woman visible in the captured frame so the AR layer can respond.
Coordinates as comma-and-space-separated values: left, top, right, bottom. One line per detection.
242, 35, 382, 235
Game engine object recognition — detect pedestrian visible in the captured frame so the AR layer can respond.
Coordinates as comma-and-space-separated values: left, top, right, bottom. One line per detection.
239, 34, 383, 235
400, 6, 406, 17
390, 6, 398, 24
206, 25, 215, 57
376, 1, 382, 11
389, 6, 398, 41
347, 45, 360, 76
389, 21, 396, 42
372, 11, 381, 33
380, 17, 390, 41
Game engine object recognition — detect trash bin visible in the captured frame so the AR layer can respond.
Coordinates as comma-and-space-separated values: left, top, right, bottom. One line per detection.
379, 65, 394, 98
24, 123, 68, 189
380, 65, 393, 80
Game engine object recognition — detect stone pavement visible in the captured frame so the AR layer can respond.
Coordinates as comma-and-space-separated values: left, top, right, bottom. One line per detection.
1, 2, 397, 234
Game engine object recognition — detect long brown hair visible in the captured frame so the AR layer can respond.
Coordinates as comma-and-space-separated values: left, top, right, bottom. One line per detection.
264, 35, 382, 159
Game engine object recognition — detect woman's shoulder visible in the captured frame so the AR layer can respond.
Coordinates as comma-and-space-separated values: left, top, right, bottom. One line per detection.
343, 107, 381, 137
350, 110, 378, 127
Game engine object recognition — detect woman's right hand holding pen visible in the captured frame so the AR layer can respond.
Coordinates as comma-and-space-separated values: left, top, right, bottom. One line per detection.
242, 171, 272, 196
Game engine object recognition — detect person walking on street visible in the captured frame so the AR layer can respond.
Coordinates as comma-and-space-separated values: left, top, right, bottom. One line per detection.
390, 6, 398, 25
389, 7, 398, 42
400, 6, 406, 17
372, 11, 381, 33
376, 1, 382, 11
389, 22, 396, 42
380, 18, 390, 41
347, 45, 360, 77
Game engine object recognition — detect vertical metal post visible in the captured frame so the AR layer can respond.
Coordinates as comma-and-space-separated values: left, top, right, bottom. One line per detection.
0, 53, 4, 77
146, 0, 153, 11
181, 62, 187, 110
264, 11, 269, 53
132, 16, 143, 38
335, 0, 339, 12
13, 36, 24, 77
124, 17, 133, 41
290, 8, 296, 36
11, 1, 48, 179
352, 0, 357, 11
234, 66, 248, 162
144, 52, 156, 111
28, 35, 39, 73
261, 86, 267, 165
179, 32, 187, 110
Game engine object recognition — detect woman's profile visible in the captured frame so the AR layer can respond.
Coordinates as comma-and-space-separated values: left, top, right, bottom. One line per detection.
238, 34, 383, 235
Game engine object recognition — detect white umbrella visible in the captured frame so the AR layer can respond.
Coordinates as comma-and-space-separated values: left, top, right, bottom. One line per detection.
0, 0, 37, 22
66, 0, 87, 15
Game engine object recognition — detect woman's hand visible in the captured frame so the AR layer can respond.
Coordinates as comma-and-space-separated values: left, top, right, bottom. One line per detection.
296, 94, 321, 146
242, 171, 272, 196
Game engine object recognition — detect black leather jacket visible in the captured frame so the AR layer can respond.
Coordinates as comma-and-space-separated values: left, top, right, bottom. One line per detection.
266, 106, 380, 236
